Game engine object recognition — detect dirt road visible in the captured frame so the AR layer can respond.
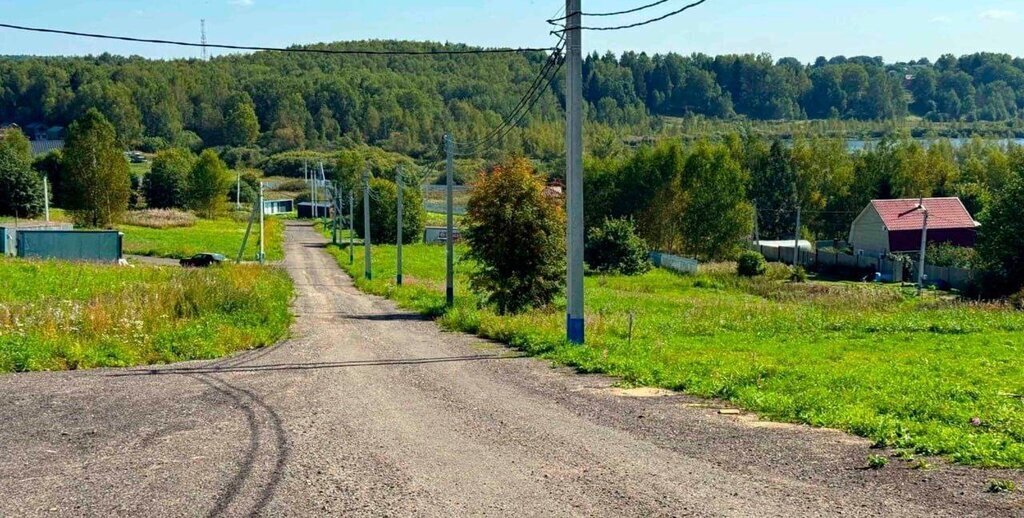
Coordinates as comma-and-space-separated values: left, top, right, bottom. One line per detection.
1, 221, 1020, 516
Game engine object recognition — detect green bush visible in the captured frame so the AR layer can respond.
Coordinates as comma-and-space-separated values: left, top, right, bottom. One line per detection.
790, 266, 809, 283
737, 251, 768, 277
585, 218, 650, 275
262, 150, 336, 178
354, 177, 424, 245
463, 157, 565, 314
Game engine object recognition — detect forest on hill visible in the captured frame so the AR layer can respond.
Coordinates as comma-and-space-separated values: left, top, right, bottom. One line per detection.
3, 41, 1024, 156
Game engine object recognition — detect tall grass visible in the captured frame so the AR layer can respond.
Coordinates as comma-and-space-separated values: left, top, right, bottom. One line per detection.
326, 241, 1024, 468
0, 260, 292, 372
122, 209, 198, 229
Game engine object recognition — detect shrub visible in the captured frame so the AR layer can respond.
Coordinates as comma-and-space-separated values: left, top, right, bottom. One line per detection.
219, 146, 265, 169
867, 455, 888, 469
262, 150, 336, 178
927, 242, 978, 269
790, 266, 809, 283
737, 251, 768, 277
276, 179, 309, 192
138, 136, 169, 153
354, 177, 424, 245
1010, 290, 1024, 311
585, 218, 650, 275
987, 479, 1017, 494
463, 157, 566, 314
186, 150, 231, 218
978, 171, 1024, 296
122, 209, 197, 229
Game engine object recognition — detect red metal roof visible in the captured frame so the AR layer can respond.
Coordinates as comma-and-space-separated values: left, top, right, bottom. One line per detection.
871, 198, 977, 231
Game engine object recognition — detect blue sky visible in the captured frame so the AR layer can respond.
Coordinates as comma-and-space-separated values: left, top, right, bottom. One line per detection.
1, 0, 1023, 63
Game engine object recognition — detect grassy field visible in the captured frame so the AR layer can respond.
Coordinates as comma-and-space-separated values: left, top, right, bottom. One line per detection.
325, 241, 1024, 468
120, 216, 285, 261
0, 259, 292, 372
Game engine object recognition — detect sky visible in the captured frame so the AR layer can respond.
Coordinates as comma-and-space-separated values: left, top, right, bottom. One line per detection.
1, 0, 1023, 63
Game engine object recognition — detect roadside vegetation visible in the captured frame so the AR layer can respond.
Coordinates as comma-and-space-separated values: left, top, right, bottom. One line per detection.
0, 259, 292, 372
327, 242, 1024, 468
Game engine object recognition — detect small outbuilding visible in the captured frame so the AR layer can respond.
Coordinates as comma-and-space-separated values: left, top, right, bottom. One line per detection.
297, 202, 332, 219
849, 197, 979, 255
263, 199, 294, 215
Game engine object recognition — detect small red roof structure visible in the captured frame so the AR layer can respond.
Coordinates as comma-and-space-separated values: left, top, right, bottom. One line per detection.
850, 197, 980, 254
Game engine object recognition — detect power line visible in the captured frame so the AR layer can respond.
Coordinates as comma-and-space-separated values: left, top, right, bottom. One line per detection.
0, 22, 558, 55
458, 41, 565, 153
549, 0, 675, 21
553, 0, 710, 32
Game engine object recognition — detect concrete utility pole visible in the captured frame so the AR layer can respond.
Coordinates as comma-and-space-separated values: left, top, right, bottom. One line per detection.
444, 134, 455, 306
565, 0, 585, 344
319, 161, 327, 221
43, 177, 49, 222
349, 190, 355, 265
752, 203, 759, 246
363, 169, 372, 280
793, 206, 801, 266
236, 171, 241, 209
332, 183, 340, 245
258, 182, 265, 265
397, 166, 404, 286
917, 202, 929, 295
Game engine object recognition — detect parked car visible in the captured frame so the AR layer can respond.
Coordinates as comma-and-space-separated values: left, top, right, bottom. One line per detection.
180, 253, 226, 268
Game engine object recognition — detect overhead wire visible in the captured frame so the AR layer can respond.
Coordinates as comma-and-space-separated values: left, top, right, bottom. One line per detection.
548, 0, 675, 21
0, 22, 558, 55
551, 0, 710, 32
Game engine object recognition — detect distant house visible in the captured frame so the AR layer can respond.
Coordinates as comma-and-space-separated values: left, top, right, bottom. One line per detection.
30, 140, 64, 156
849, 198, 979, 255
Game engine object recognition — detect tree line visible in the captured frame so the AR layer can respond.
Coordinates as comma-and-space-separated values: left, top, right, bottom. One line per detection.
5, 44, 1024, 158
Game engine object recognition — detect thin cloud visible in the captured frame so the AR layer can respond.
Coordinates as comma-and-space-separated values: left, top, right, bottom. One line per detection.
230, 0, 254, 6
930, 15, 952, 24
979, 9, 1019, 22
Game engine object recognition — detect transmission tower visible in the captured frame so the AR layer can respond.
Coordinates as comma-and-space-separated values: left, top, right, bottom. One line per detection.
200, 19, 207, 60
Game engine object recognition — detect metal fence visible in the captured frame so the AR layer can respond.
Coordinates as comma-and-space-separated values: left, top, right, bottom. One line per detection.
16, 230, 122, 262
0, 223, 75, 256
649, 252, 700, 274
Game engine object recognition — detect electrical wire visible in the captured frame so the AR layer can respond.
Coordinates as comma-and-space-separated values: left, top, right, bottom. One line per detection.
457, 44, 565, 155
553, 0, 710, 32
549, 0, 675, 21
0, 22, 557, 55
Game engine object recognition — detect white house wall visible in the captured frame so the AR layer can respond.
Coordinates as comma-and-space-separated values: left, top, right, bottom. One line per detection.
849, 206, 890, 254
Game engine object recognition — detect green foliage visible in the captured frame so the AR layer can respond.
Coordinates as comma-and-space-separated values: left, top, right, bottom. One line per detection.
927, 243, 978, 269
354, 177, 424, 245
790, 266, 809, 283
331, 241, 1024, 468
219, 146, 265, 169
867, 455, 888, 469
145, 148, 195, 209
0, 260, 292, 373
32, 149, 65, 207
0, 128, 44, 218
186, 150, 231, 218
678, 140, 754, 260
737, 251, 768, 277
463, 157, 566, 314
223, 92, 260, 147
584, 218, 650, 275
262, 150, 336, 178
62, 109, 131, 227
977, 169, 1024, 296
750, 140, 798, 239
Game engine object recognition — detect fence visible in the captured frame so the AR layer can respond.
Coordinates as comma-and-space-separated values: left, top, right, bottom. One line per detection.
922, 264, 975, 292
649, 252, 700, 274
16, 230, 122, 262
0, 223, 75, 256
755, 244, 905, 283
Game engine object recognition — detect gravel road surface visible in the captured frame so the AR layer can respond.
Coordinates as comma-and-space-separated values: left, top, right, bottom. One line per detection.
1, 221, 1021, 517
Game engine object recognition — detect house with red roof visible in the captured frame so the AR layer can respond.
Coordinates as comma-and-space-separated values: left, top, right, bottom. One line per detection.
849, 197, 980, 255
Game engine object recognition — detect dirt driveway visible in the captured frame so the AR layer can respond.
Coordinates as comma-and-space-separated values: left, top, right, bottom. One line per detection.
0, 221, 1020, 516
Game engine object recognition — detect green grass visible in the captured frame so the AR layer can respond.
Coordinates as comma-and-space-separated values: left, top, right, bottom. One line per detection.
423, 211, 463, 227
119, 216, 285, 261
0, 259, 293, 372
324, 241, 1024, 468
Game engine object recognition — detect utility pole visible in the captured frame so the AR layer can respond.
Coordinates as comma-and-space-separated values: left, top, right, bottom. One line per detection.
363, 169, 372, 280
444, 134, 455, 306
752, 203, 760, 246
396, 166, 404, 286
565, 0, 585, 344
236, 171, 241, 209
258, 182, 265, 265
43, 176, 50, 222
319, 161, 326, 221
793, 206, 802, 266
917, 202, 929, 295
332, 183, 340, 245
349, 190, 355, 265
